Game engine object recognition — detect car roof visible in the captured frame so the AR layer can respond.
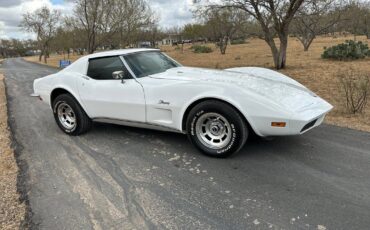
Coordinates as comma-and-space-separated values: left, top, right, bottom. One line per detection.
84, 48, 159, 59
60, 48, 160, 75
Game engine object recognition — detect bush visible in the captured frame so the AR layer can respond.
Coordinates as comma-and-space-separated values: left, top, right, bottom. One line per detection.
231, 39, 246, 45
337, 69, 370, 114
190, 45, 213, 54
322, 40, 370, 60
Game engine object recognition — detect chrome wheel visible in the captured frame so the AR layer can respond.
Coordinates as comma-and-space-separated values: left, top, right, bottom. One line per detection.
195, 112, 232, 149
57, 102, 77, 131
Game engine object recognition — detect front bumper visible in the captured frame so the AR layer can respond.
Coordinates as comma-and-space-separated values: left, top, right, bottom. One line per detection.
251, 98, 333, 137
290, 113, 327, 135
30, 93, 43, 101
30, 93, 40, 97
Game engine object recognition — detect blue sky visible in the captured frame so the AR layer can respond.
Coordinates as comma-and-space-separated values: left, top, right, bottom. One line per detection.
51, 0, 63, 4
0, 0, 194, 39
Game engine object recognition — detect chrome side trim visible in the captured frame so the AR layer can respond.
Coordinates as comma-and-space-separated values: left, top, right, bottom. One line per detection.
119, 56, 138, 80
93, 117, 185, 134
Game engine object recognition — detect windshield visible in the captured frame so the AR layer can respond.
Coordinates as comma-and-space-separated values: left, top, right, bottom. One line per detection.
124, 51, 181, 78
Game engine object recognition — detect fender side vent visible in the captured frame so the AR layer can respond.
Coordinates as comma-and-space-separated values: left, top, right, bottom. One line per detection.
301, 119, 318, 133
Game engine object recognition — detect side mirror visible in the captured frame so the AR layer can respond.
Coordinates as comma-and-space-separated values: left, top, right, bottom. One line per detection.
112, 70, 125, 83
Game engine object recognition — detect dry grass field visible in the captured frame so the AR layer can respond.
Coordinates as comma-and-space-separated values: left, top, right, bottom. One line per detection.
25, 36, 370, 132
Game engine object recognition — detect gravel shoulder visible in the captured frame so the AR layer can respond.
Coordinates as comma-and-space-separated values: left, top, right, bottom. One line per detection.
0, 73, 26, 229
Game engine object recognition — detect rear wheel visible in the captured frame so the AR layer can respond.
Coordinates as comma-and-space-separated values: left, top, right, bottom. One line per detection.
186, 100, 248, 158
53, 94, 92, 136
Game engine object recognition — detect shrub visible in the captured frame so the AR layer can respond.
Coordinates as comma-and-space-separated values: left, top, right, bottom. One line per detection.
190, 45, 213, 54
231, 39, 246, 45
322, 40, 370, 60
336, 69, 370, 114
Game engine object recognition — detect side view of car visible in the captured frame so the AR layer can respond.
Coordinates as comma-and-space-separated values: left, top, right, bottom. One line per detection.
32, 49, 333, 157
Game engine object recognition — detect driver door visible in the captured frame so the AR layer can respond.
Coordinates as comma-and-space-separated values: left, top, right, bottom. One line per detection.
76, 56, 146, 122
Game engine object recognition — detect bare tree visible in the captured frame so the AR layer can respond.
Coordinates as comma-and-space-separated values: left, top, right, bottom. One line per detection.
72, 0, 154, 53
198, 0, 305, 69
63, 16, 88, 54
292, 0, 341, 51
182, 23, 207, 41
0, 39, 18, 57
72, 0, 115, 53
21, 7, 60, 63
52, 27, 75, 59
337, 69, 370, 114
339, 1, 370, 40
198, 7, 249, 54
138, 24, 165, 48
116, 0, 155, 48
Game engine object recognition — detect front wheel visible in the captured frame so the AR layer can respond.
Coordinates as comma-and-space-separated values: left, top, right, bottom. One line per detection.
52, 94, 92, 136
186, 100, 248, 158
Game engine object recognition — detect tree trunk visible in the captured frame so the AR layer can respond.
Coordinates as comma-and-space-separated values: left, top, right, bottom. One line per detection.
266, 37, 288, 70
88, 40, 95, 54
298, 34, 315, 52
38, 50, 43, 62
276, 30, 289, 69
42, 44, 49, 64
219, 36, 228, 55
87, 32, 96, 54
220, 44, 227, 55
265, 37, 281, 70
278, 40, 288, 69
303, 37, 314, 52
43, 50, 47, 64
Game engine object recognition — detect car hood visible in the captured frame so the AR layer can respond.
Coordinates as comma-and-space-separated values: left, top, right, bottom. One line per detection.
150, 67, 321, 112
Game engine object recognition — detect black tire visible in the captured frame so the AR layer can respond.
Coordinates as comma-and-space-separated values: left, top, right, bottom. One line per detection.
186, 100, 248, 158
52, 94, 92, 136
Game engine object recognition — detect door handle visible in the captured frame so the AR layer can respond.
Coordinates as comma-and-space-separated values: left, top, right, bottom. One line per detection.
81, 76, 90, 80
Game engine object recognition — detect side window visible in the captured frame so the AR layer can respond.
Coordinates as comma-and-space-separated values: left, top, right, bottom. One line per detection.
87, 56, 132, 80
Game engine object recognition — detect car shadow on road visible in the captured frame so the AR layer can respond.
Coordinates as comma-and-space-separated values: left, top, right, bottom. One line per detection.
90, 122, 307, 161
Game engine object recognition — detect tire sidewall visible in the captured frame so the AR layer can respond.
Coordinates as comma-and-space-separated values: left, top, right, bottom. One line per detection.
53, 95, 83, 135
187, 103, 246, 157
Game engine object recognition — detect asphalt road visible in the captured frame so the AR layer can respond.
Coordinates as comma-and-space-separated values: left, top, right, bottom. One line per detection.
3, 58, 370, 230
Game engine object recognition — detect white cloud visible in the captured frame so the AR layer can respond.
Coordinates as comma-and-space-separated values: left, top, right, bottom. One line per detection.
151, 0, 195, 29
0, 0, 194, 39
0, 0, 73, 39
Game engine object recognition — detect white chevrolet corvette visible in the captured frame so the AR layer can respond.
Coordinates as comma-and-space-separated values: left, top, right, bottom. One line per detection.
32, 49, 333, 157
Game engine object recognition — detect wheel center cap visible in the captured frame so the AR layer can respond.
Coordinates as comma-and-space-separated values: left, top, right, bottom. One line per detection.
210, 122, 224, 135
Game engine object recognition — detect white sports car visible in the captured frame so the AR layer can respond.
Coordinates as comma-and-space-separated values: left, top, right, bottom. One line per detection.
32, 49, 333, 157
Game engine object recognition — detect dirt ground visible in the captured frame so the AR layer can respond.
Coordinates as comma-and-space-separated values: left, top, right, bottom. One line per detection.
25, 36, 370, 132
0, 72, 26, 229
